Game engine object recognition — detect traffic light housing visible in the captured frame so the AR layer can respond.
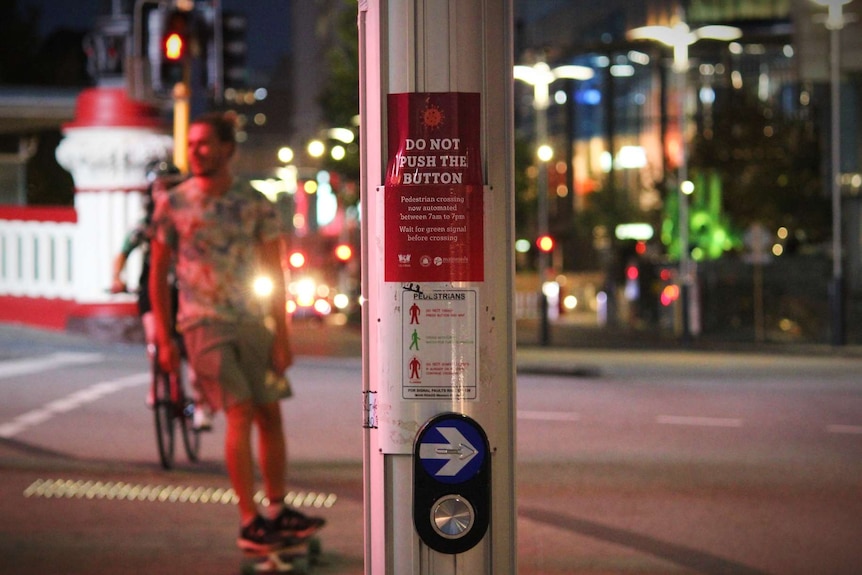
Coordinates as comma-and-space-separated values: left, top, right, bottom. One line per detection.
83, 17, 128, 84
222, 11, 248, 89
160, 8, 190, 89
131, 1, 222, 103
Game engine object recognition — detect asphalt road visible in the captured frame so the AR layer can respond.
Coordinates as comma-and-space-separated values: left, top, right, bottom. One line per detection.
1, 321, 861, 574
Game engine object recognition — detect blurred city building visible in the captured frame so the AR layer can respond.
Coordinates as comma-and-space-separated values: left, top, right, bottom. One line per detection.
513, 0, 862, 343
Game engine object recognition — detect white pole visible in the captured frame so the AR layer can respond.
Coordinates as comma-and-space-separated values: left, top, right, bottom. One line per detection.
627, 20, 740, 341
828, 9, 845, 345
676, 55, 692, 340
536, 94, 551, 345
359, 1, 516, 573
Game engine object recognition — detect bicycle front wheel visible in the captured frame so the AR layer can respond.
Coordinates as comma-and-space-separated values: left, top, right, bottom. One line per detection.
153, 363, 176, 470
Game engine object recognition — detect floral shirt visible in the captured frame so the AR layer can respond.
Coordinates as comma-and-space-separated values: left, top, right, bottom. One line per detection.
151, 179, 281, 331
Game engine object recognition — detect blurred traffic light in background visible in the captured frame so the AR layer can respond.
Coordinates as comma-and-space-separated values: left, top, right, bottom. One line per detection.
288, 250, 307, 270
221, 11, 248, 89
334, 243, 353, 263
125, 1, 242, 104
160, 8, 190, 88
536, 235, 554, 253
83, 19, 128, 83
164, 32, 184, 60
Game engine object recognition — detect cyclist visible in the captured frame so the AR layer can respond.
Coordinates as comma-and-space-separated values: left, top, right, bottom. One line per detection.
110, 160, 213, 431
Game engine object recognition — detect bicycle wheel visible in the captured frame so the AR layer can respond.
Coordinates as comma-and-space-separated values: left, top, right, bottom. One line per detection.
178, 375, 201, 462
153, 360, 176, 469
180, 406, 201, 461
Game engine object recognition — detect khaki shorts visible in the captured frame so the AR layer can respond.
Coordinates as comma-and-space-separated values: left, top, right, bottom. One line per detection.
182, 320, 278, 412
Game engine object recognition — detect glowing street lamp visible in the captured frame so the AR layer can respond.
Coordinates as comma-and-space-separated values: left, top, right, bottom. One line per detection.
303, 127, 357, 162
327, 127, 356, 144
628, 23, 742, 72
536, 144, 554, 163
814, 0, 853, 29
307, 139, 326, 159
628, 19, 741, 341
812, 0, 852, 346
515, 60, 593, 346
277, 146, 294, 164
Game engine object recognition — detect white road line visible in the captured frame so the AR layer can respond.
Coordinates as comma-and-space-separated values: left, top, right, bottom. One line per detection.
518, 410, 580, 422
0, 372, 149, 439
826, 424, 862, 435
656, 415, 743, 428
0, 352, 104, 380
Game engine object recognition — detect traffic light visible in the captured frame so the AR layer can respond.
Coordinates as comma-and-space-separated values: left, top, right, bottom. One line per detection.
160, 8, 190, 88
536, 235, 554, 253
222, 11, 248, 90
288, 251, 307, 270
165, 30, 184, 61
83, 22, 127, 83
196, 1, 219, 97
335, 244, 353, 263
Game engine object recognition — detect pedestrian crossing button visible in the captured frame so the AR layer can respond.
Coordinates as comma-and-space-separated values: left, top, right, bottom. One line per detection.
431, 494, 474, 539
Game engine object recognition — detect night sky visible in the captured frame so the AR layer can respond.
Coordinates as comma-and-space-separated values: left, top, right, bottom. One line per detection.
17, 0, 292, 75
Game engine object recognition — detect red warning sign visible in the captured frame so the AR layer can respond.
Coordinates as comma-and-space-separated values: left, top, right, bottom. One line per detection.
384, 92, 484, 282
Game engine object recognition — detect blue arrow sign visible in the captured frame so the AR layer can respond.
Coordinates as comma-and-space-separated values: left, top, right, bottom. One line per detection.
417, 415, 486, 484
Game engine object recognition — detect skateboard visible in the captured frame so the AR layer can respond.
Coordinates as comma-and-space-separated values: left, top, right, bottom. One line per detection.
241, 536, 322, 574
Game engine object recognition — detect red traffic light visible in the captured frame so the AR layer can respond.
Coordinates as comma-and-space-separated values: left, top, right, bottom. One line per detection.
288, 251, 306, 269
164, 32, 185, 61
536, 235, 554, 253
334, 244, 353, 262
161, 9, 190, 62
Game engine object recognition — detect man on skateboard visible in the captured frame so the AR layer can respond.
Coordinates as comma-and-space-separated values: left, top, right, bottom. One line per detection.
150, 112, 325, 552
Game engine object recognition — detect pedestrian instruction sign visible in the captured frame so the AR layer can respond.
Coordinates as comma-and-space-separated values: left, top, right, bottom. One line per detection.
402, 286, 477, 400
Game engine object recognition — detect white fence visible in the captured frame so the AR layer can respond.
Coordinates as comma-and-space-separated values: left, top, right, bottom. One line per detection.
0, 209, 77, 299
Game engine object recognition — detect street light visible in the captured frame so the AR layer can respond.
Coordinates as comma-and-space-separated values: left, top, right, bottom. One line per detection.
627, 19, 741, 341
277, 146, 294, 164
812, 0, 851, 346
514, 60, 593, 346
305, 127, 358, 162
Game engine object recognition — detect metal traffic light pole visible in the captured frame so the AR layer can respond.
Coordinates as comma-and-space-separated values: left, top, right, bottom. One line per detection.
168, 0, 193, 174
128, 0, 195, 172
359, 1, 516, 573
171, 72, 190, 174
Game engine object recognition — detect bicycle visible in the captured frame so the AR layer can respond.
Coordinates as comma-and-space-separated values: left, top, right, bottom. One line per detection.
107, 286, 200, 469
150, 343, 201, 469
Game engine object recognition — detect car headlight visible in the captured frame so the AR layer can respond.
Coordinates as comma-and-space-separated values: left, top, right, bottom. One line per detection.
293, 277, 317, 307
314, 299, 332, 315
